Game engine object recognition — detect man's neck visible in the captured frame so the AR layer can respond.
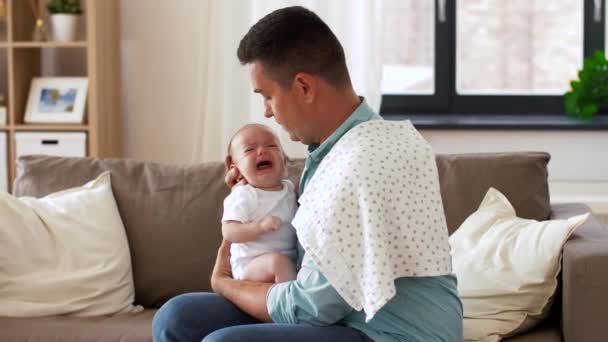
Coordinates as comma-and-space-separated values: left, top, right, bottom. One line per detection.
317, 91, 361, 145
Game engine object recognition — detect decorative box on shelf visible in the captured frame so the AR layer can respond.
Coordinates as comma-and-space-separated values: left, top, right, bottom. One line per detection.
15, 132, 86, 160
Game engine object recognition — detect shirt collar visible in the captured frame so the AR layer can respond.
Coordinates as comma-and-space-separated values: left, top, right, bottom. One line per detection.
307, 97, 376, 161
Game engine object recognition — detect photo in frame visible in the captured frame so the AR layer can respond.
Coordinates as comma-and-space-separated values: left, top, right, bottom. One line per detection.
25, 77, 88, 124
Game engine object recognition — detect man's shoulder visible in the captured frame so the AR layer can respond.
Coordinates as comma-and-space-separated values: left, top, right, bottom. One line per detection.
344, 119, 419, 150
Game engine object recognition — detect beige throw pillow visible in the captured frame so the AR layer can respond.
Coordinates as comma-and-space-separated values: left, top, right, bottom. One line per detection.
0, 172, 142, 317
450, 187, 588, 342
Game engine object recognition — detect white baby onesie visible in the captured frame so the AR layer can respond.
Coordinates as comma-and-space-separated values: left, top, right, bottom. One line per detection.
222, 180, 297, 280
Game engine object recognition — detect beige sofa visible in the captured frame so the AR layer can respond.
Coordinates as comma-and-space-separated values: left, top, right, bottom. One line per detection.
1, 152, 607, 342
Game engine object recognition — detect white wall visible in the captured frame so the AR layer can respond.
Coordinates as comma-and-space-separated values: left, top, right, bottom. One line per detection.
120, 0, 207, 164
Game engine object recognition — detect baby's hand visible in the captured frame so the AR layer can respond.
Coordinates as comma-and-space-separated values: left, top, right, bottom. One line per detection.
258, 216, 282, 233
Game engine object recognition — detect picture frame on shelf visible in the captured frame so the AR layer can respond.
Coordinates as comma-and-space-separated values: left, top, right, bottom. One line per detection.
25, 77, 88, 124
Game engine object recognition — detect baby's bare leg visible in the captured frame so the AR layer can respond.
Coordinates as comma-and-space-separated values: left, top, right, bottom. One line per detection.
241, 252, 296, 283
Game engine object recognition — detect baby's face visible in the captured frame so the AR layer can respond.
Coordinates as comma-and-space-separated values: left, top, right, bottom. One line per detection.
230, 126, 286, 189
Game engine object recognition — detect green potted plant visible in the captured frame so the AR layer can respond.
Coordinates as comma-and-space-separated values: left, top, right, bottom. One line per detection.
47, 0, 82, 42
564, 51, 608, 120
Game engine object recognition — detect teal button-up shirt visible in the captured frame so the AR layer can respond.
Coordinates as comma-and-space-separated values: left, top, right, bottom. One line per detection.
297, 99, 380, 197
267, 99, 463, 342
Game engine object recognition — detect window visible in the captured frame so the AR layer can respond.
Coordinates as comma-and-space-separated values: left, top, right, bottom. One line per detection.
456, 1, 582, 95
381, 0, 606, 117
382, 1, 435, 95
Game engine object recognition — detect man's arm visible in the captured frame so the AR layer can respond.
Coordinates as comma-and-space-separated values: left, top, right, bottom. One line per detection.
210, 240, 272, 322
267, 250, 353, 325
211, 240, 353, 325
215, 278, 273, 322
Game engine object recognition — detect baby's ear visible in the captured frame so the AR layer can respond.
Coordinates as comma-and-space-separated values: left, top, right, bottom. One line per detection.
224, 155, 234, 172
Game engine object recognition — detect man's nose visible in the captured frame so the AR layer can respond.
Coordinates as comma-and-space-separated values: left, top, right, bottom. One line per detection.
264, 105, 273, 118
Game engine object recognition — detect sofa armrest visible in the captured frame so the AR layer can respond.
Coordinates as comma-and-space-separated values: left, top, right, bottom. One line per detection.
551, 203, 608, 342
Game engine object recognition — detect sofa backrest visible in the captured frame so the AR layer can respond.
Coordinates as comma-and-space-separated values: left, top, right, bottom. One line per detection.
435, 152, 551, 234
14, 152, 550, 308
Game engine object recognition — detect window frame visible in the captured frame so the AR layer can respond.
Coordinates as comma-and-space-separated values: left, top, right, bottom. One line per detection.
380, 0, 606, 117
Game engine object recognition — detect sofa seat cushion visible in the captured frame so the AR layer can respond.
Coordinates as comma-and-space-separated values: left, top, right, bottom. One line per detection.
0, 310, 559, 342
503, 321, 561, 342
0, 309, 155, 342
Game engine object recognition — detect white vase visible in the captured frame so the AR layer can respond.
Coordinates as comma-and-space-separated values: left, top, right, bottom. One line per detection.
50, 14, 80, 42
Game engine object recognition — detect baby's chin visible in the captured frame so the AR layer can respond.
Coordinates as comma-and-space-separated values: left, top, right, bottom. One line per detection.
247, 174, 284, 189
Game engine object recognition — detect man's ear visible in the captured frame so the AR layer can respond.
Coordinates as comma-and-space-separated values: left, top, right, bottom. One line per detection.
282, 152, 289, 178
293, 72, 315, 103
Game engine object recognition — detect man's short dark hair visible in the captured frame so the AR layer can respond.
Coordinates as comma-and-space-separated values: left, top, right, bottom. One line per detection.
237, 6, 351, 89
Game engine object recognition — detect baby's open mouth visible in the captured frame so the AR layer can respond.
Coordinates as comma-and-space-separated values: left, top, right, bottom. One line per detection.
256, 160, 273, 170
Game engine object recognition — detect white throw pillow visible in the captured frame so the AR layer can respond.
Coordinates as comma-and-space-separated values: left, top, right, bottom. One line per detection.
0, 172, 142, 317
450, 187, 589, 342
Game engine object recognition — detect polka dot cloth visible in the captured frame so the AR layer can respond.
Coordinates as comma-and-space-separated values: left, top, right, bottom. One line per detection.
292, 120, 452, 322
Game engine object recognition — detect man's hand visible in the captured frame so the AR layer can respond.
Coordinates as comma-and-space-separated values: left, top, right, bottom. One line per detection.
224, 158, 247, 189
209, 239, 274, 322
258, 216, 282, 233
210, 240, 233, 295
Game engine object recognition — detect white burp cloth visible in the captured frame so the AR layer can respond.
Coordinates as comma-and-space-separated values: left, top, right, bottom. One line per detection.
292, 120, 452, 321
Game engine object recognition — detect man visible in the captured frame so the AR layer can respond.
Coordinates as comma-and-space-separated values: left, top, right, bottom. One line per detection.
153, 6, 463, 342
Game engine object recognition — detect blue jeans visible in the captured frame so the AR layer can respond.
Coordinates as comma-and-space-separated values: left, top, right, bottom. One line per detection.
152, 292, 374, 342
